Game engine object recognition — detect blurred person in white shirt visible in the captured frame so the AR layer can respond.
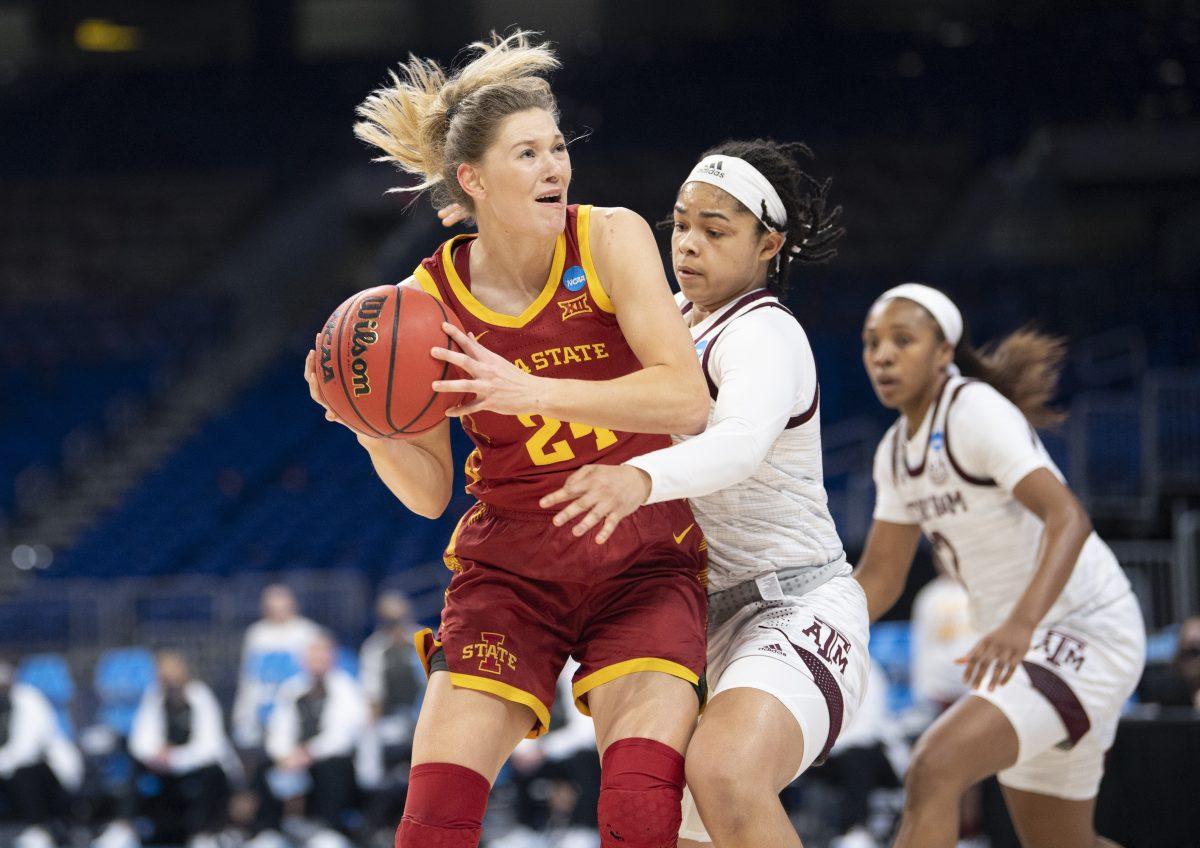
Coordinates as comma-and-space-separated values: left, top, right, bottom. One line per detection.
251, 632, 368, 847
0, 658, 81, 848
358, 592, 425, 837
122, 652, 228, 848
910, 570, 976, 713
231, 585, 320, 750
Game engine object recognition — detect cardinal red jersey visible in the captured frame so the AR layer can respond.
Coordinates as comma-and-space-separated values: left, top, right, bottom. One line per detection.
413, 204, 671, 513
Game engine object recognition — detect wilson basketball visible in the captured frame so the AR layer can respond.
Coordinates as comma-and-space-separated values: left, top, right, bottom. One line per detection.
315, 284, 466, 438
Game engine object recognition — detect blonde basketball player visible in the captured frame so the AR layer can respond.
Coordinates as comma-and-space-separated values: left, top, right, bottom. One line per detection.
854, 284, 1144, 848
307, 32, 714, 848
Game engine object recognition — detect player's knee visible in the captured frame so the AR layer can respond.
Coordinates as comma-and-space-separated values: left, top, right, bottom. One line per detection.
394, 763, 489, 848
598, 738, 685, 848
685, 752, 769, 817
904, 737, 968, 803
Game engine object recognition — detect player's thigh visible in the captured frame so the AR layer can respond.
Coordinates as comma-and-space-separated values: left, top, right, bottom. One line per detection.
410, 671, 537, 783
587, 669, 699, 755
687, 685, 805, 794
909, 694, 1020, 790
1002, 785, 1101, 848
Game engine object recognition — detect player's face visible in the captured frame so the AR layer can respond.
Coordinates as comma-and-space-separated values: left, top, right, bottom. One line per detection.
468, 108, 570, 238
862, 298, 953, 410
670, 182, 778, 308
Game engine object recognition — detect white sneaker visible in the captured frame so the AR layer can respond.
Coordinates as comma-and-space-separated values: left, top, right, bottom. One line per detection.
15, 826, 56, 848
831, 826, 879, 848
92, 821, 141, 848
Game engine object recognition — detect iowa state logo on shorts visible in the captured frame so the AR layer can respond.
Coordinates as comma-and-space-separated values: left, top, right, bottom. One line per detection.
462, 632, 518, 675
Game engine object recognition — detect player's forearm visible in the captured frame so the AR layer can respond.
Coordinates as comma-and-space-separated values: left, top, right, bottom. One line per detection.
361, 437, 452, 519
1006, 503, 1091, 629
531, 364, 709, 435
626, 415, 770, 504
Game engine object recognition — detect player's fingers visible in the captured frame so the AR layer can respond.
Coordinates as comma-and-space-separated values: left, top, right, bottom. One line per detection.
999, 657, 1020, 687
539, 487, 574, 509
988, 658, 1009, 692
431, 378, 480, 394
595, 512, 622, 545
443, 322, 484, 354
552, 498, 591, 528
970, 652, 993, 689
572, 505, 606, 538
430, 346, 478, 374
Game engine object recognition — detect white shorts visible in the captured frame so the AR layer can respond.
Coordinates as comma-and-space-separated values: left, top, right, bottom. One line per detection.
680, 574, 871, 842
971, 591, 1145, 801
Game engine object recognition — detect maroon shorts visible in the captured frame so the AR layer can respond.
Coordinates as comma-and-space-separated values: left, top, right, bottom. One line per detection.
415, 499, 708, 737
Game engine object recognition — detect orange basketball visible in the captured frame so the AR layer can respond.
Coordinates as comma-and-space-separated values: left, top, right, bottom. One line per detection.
314, 284, 467, 438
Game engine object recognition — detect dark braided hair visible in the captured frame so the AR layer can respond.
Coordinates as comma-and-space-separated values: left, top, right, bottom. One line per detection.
698, 138, 844, 296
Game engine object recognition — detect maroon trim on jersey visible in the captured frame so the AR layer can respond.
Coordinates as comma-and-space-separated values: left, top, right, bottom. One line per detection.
785, 382, 820, 430
765, 627, 844, 763
943, 380, 997, 487
694, 289, 775, 344
902, 377, 953, 477
1022, 660, 1091, 747
700, 297, 799, 402
681, 302, 693, 316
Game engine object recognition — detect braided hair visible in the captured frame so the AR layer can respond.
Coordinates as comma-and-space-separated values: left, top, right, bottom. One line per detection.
698, 139, 844, 297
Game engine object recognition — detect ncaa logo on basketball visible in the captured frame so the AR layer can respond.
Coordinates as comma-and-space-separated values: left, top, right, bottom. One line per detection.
562, 264, 588, 292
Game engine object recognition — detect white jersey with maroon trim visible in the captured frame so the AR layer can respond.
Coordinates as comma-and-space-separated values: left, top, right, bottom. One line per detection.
871, 375, 1130, 633
631, 289, 844, 593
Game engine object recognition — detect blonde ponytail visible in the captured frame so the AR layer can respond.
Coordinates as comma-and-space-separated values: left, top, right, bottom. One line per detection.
354, 30, 560, 207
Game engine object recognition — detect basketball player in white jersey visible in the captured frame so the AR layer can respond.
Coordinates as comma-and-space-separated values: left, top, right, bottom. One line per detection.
854, 284, 1144, 848
524, 139, 866, 848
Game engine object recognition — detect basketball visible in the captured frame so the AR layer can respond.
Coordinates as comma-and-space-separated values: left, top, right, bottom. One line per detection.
315, 284, 466, 438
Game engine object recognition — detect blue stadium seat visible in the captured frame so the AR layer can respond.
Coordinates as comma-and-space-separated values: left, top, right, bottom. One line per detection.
94, 647, 156, 736
870, 620, 914, 713
1145, 625, 1179, 664
17, 653, 75, 736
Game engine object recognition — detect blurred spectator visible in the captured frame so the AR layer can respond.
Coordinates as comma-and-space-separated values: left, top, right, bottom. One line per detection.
357, 592, 425, 837
814, 661, 901, 848
1139, 616, 1200, 710
251, 632, 368, 848
910, 573, 975, 710
492, 660, 600, 848
232, 585, 320, 749
96, 652, 230, 848
0, 658, 81, 848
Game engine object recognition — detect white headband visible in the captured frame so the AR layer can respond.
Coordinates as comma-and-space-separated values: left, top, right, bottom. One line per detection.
685, 155, 787, 231
872, 283, 964, 347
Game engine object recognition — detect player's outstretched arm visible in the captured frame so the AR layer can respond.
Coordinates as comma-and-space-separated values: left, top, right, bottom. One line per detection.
852, 519, 922, 621
304, 347, 454, 518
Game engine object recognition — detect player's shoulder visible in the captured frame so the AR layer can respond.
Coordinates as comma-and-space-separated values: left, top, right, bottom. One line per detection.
947, 378, 1024, 424
873, 420, 902, 467
719, 298, 809, 354
586, 206, 651, 247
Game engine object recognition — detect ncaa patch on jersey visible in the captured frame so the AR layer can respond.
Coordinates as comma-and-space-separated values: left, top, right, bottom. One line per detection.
562, 264, 587, 292
694, 338, 710, 356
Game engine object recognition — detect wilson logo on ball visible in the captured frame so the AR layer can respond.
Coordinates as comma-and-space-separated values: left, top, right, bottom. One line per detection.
349, 296, 386, 396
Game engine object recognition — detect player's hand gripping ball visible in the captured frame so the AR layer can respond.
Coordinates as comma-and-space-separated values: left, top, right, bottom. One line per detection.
309, 285, 467, 438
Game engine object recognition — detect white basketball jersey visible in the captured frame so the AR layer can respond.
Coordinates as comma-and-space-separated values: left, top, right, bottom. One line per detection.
873, 376, 1129, 632
679, 290, 845, 592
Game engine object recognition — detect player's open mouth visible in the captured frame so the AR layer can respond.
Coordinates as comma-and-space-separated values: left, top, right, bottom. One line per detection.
535, 192, 562, 204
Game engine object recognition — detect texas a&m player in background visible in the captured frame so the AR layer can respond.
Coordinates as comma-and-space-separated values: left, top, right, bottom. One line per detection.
855, 284, 1144, 848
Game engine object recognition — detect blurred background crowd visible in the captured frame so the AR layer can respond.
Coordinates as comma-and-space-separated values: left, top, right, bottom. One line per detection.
1, 1, 1198, 846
